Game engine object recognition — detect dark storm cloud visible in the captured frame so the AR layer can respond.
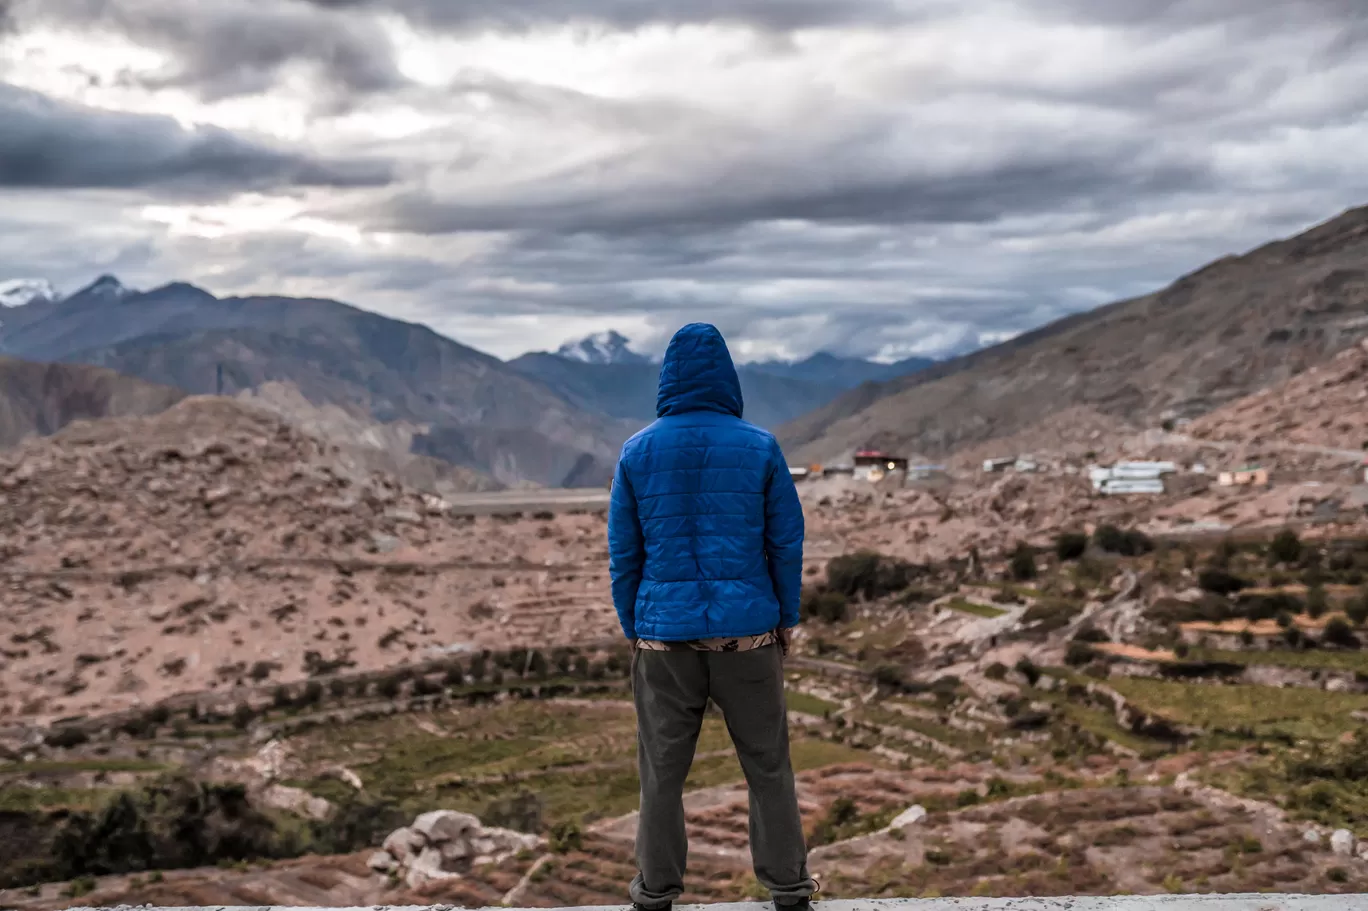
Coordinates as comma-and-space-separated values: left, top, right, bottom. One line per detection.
371, 141, 1212, 236
304, 0, 933, 32
0, 85, 394, 191
11, 0, 407, 99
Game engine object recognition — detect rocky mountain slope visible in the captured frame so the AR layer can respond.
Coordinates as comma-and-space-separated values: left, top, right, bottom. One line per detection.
510, 343, 934, 430
0, 357, 185, 447
1188, 337, 1368, 454
783, 204, 1368, 463
0, 279, 631, 487
0, 397, 613, 721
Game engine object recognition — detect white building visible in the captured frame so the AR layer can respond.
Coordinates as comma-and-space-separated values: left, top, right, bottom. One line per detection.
1090, 461, 1174, 495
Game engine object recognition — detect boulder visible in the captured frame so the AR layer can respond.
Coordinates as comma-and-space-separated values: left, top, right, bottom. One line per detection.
889, 805, 928, 830
367, 851, 395, 873
413, 809, 480, 844
406, 846, 458, 888
1332, 829, 1356, 857
382, 826, 418, 861
1303, 828, 1323, 845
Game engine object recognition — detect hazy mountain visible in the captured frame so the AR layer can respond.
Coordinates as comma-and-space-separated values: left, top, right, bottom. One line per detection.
746, 352, 936, 388
0, 279, 633, 487
509, 344, 934, 430
0, 356, 186, 447
555, 330, 650, 366
781, 204, 1368, 463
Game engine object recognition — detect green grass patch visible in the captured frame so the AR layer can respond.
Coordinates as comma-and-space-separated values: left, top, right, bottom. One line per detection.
859, 704, 992, 753
0, 758, 169, 776
0, 786, 107, 813
787, 691, 839, 717
1109, 678, 1368, 740
944, 599, 1007, 619
1190, 648, 1368, 674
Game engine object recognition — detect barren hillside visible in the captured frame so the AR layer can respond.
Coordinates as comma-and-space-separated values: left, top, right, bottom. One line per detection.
0, 357, 185, 447
1188, 337, 1368, 453
0, 398, 616, 721
783, 204, 1368, 463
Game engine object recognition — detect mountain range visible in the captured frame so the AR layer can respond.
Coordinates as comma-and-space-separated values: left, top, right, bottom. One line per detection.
509, 344, 934, 429
781, 204, 1368, 463
0, 277, 632, 487
4, 202, 1367, 487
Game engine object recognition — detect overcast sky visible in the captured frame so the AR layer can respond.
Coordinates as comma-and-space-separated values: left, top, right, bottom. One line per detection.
2, 0, 1367, 362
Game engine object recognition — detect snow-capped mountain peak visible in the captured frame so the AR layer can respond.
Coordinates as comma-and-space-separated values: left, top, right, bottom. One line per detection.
75, 274, 130, 300
0, 278, 57, 309
555, 330, 650, 366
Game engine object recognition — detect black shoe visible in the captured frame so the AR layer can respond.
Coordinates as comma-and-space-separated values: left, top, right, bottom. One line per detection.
633, 903, 671, 911
777, 900, 813, 911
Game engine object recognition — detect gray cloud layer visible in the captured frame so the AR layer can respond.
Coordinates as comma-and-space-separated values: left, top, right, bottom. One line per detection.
0, 84, 393, 191
2, 0, 1368, 361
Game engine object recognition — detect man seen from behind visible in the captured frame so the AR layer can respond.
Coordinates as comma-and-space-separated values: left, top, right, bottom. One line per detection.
608, 322, 816, 911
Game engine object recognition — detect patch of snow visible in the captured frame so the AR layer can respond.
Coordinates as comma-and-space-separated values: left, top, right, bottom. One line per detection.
0, 278, 56, 308
555, 330, 650, 365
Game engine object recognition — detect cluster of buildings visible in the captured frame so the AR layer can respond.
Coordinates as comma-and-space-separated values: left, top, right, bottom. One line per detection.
789, 450, 948, 486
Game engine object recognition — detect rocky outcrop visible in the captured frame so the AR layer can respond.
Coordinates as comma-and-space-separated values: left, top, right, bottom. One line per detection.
367, 810, 543, 887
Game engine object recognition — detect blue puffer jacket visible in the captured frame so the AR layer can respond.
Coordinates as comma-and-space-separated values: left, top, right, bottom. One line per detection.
608, 323, 804, 641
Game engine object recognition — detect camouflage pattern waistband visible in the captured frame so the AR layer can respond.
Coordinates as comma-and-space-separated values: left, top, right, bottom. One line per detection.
637, 631, 779, 653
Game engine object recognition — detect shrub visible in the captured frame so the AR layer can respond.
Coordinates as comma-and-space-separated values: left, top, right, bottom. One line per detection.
984, 662, 1009, 681
444, 661, 465, 686
1323, 617, 1360, 650
1093, 525, 1154, 557
1072, 624, 1110, 643
1014, 657, 1041, 686
299, 681, 324, 706
377, 676, 403, 699
1268, 529, 1303, 565
800, 589, 849, 624
50, 775, 281, 881
825, 550, 915, 600
231, 703, 255, 730
1347, 592, 1368, 627
549, 820, 582, 854
1198, 567, 1250, 596
1010, 542, 1037, 581
527, 651, 549, 680
1306, 584, 1329, 619
45, 727, 89, 749
1054, 532, 1088, 562
1065, 642, 1095, 666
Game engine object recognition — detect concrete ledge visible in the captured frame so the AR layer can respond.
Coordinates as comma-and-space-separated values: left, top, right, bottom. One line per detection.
74, 898, 1368, 911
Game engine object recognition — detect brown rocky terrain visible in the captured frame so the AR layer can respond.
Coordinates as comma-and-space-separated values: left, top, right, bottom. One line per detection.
0, 397, 616, 722
1188, 337, 1368, 454
0, 357, 185, 448
783, 204, 1368, 464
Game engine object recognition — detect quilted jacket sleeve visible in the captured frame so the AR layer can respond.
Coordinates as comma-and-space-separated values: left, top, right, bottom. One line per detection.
607, 456, 645, 640
763, 438, 805, 628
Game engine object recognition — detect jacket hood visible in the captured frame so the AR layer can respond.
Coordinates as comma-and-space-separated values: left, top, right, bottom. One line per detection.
656, 323, 744, 418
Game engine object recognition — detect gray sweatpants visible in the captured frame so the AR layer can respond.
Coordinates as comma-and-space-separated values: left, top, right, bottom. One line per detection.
629, 644, 815, 907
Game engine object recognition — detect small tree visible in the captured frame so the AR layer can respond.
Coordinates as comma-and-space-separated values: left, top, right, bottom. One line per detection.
1198, 567, 1249, 596
1010, 542, 1038, 582
1347, 592, 1368, 627
527, 650, 549, 680
1268, 529, 1302, 565
1323, 617, 1360, 650
1054, 532, 1088, 562
1306, 584, 1329, 619
1014, 657, 1041, 686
